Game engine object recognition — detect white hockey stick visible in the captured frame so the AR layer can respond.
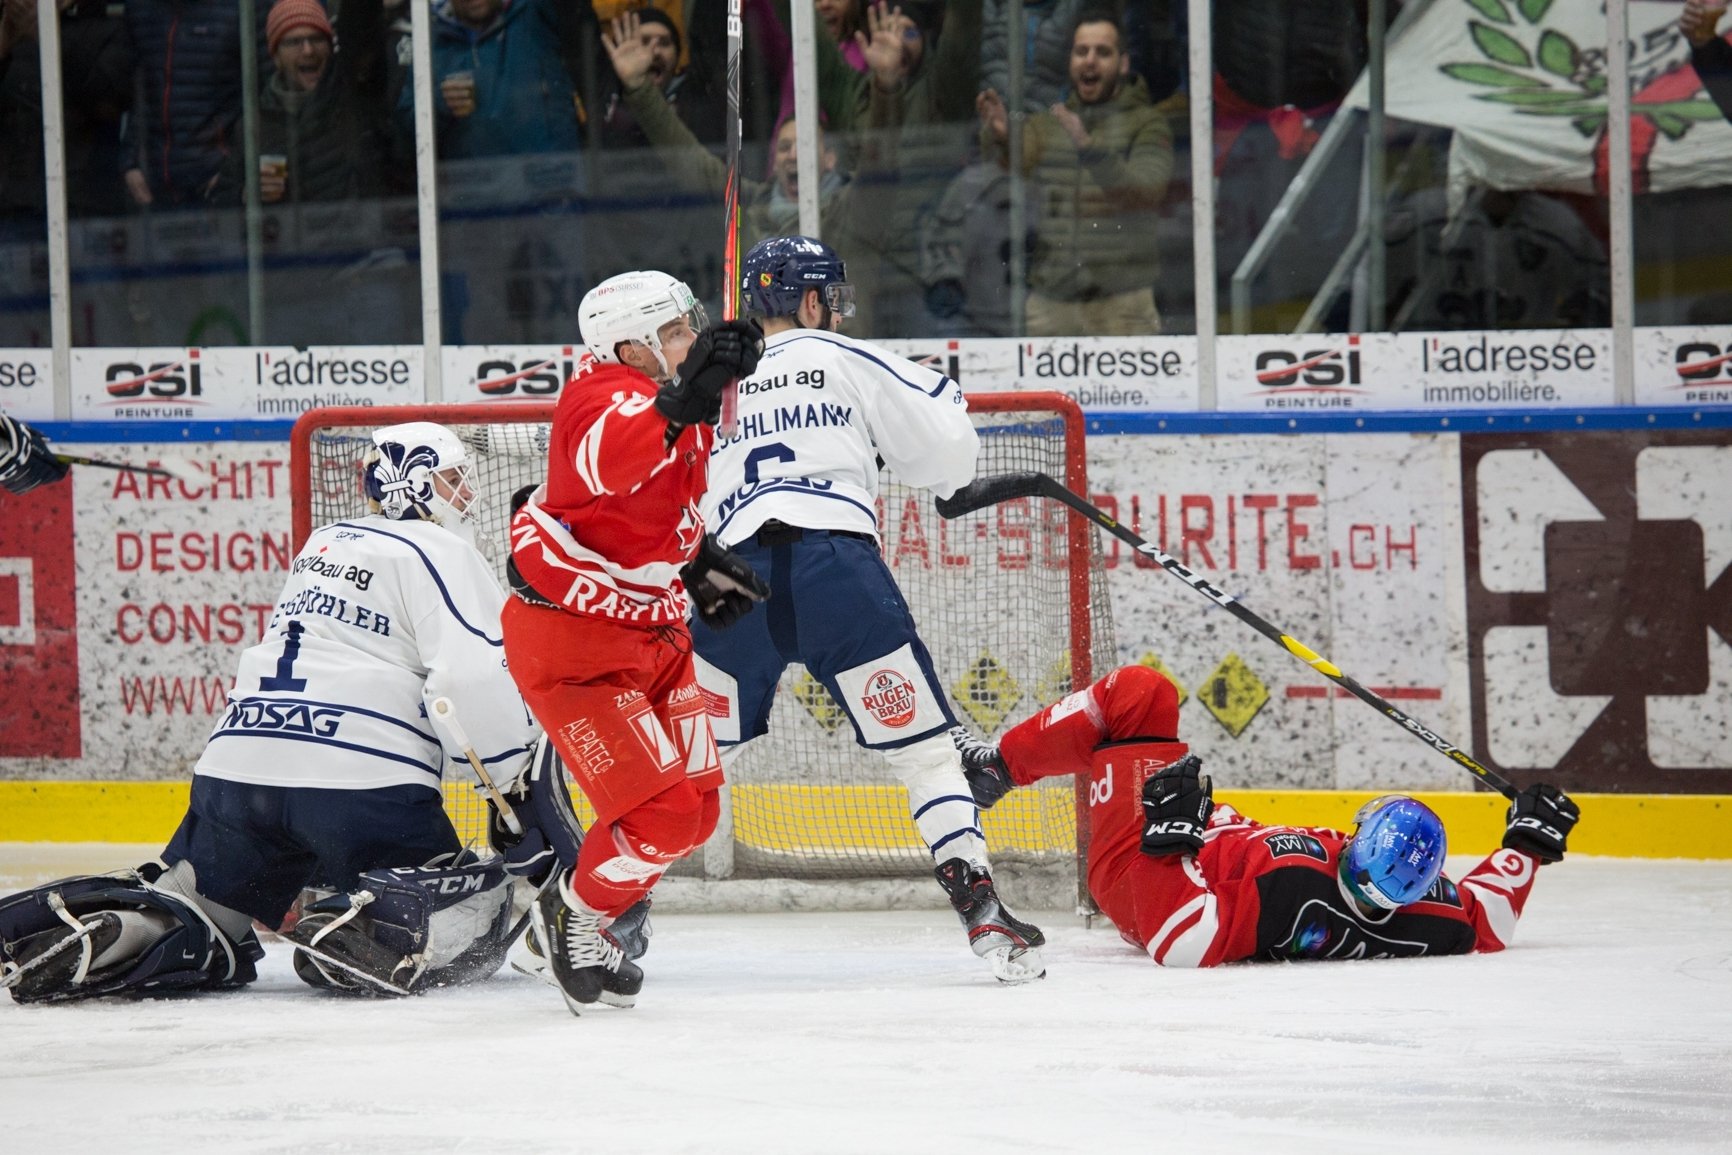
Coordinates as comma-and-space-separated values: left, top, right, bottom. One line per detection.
429, 696, 524, 835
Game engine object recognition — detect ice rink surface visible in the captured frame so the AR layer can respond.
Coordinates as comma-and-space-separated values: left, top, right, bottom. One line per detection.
3, 852, 1730, 1155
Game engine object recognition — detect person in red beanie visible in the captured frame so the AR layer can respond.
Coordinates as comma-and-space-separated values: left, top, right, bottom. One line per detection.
213, 0, 382, 206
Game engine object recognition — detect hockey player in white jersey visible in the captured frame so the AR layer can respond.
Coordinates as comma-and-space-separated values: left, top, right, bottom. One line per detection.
0, 423, 550, 1002
692, 236, 1046, 982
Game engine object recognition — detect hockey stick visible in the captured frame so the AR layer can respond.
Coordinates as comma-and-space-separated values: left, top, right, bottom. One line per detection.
51, 452, 203, 483
715, 0, 745, 439
664, 1, 745, 455
936, 472, 1519, 799
429, 697, 524, 835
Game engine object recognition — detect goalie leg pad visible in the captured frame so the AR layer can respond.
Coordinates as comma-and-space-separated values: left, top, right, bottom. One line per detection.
490, 733, 588, 885
0, 868, 262, 1004
287, 855, 515, 996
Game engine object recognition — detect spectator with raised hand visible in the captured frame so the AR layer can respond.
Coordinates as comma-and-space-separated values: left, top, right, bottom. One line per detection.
979, 8, 1171, 336
683, 0, 864, 144
854, 0, 982, 333
121, 0, 266, 209
396, 0, 591, 160
603, 17, 891, 330
1682, 0, 1732, 122
980, 0, 1083, 113
211, 0, 382, 206
0, 0, 131, 230
598, 7, 723, 149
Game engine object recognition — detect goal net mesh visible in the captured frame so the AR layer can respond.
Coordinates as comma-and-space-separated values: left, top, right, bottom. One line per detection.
291, 395, 1115, 892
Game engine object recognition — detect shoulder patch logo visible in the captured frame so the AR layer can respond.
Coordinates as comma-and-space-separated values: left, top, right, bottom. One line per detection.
1263, 831, 1328, 863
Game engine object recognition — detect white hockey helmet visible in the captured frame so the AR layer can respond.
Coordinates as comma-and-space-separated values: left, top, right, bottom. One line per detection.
363, 421, 481, 538
578, 270, 707, 379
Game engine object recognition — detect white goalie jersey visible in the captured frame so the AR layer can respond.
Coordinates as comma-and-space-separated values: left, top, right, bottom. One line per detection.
702, 328, 979, 546
194, 517, 537, 793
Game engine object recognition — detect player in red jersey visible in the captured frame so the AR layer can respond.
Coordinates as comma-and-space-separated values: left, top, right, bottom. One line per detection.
502, 270, 766, 1014
953, 665, 1581, 966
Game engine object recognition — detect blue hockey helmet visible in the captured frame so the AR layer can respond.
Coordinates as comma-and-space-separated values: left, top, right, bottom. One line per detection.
740, 235, 856, 320
1338, 795, 1447, 911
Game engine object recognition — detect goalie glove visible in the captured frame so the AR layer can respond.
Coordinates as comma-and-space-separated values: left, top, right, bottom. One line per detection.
656, 319, 765, 431
1140, 755, 1213, 857
1502, 783, 1579, 864
0, 413, 69, 495
681, 534, 770, 630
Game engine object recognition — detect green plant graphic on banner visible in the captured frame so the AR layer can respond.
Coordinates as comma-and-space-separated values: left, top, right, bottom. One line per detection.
1442, 0, 1721, 141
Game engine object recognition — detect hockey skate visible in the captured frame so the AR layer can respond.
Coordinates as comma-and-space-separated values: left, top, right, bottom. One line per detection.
949, 727, 1015, 810
526, 875, 643, 1015
934, 859, 1047, 984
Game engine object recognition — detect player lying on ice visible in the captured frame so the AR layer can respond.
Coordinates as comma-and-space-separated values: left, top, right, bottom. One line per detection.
953, 664, 1581, 964
0, 422, 602, 1003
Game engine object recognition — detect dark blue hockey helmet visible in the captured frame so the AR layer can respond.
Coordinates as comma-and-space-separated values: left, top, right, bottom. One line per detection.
1338, 795, 1447, 911
741, 235, 856, 320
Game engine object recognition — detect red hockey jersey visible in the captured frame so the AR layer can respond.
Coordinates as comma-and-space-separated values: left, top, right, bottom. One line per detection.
509, 359, 712, 626
1096, 804, 1541, 967
996, 665, 1543, 968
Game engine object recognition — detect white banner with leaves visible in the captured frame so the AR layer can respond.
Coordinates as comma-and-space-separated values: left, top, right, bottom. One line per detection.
1347, 0, 1732, 197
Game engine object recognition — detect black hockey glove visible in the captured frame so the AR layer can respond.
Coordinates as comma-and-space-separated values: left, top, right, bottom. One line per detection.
1139, 754, 1213, 857
950, 727, 1014, 810
0, 413, 69, 495
1502, 783, 1579, 864
681, 533, 770, 630
656, 319, 766, 430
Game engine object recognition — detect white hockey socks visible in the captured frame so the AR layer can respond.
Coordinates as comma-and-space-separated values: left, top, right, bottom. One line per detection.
880, 735, 988, 869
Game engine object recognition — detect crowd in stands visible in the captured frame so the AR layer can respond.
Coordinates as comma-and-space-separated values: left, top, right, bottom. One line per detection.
2, 0, 1725, 344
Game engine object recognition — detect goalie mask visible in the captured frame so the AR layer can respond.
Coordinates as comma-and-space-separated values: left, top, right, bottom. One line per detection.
363, 422, 481, 543
1338, 795, 1447, 912
579, 270, 707, 381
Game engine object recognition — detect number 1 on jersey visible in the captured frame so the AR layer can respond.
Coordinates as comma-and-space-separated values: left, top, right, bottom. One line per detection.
259, 620, 309, 692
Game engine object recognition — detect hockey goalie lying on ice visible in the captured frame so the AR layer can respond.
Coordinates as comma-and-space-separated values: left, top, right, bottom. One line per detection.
952, 664, 1581, 965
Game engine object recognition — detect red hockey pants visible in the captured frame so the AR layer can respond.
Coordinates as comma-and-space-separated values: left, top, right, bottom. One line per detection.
502, 599, 722, 915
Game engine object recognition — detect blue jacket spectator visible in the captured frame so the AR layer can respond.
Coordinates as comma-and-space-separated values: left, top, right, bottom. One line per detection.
121, 0, 267, 208
396, 0, 588, 159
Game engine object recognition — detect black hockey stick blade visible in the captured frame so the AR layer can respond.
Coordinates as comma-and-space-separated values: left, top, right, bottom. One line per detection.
53, 452, 201, 482
935, 472, 1049, 518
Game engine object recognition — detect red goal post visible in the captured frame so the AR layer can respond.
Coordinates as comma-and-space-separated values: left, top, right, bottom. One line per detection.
289, 392, 1113, 910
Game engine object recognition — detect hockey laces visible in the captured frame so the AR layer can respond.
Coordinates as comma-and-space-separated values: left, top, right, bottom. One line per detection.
561, 910, 624, 972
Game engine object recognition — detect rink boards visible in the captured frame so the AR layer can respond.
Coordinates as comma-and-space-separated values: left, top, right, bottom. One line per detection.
1, 417, 1729, 853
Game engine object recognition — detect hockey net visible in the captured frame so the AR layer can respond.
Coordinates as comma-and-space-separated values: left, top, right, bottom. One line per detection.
290, 393, 1115, 908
